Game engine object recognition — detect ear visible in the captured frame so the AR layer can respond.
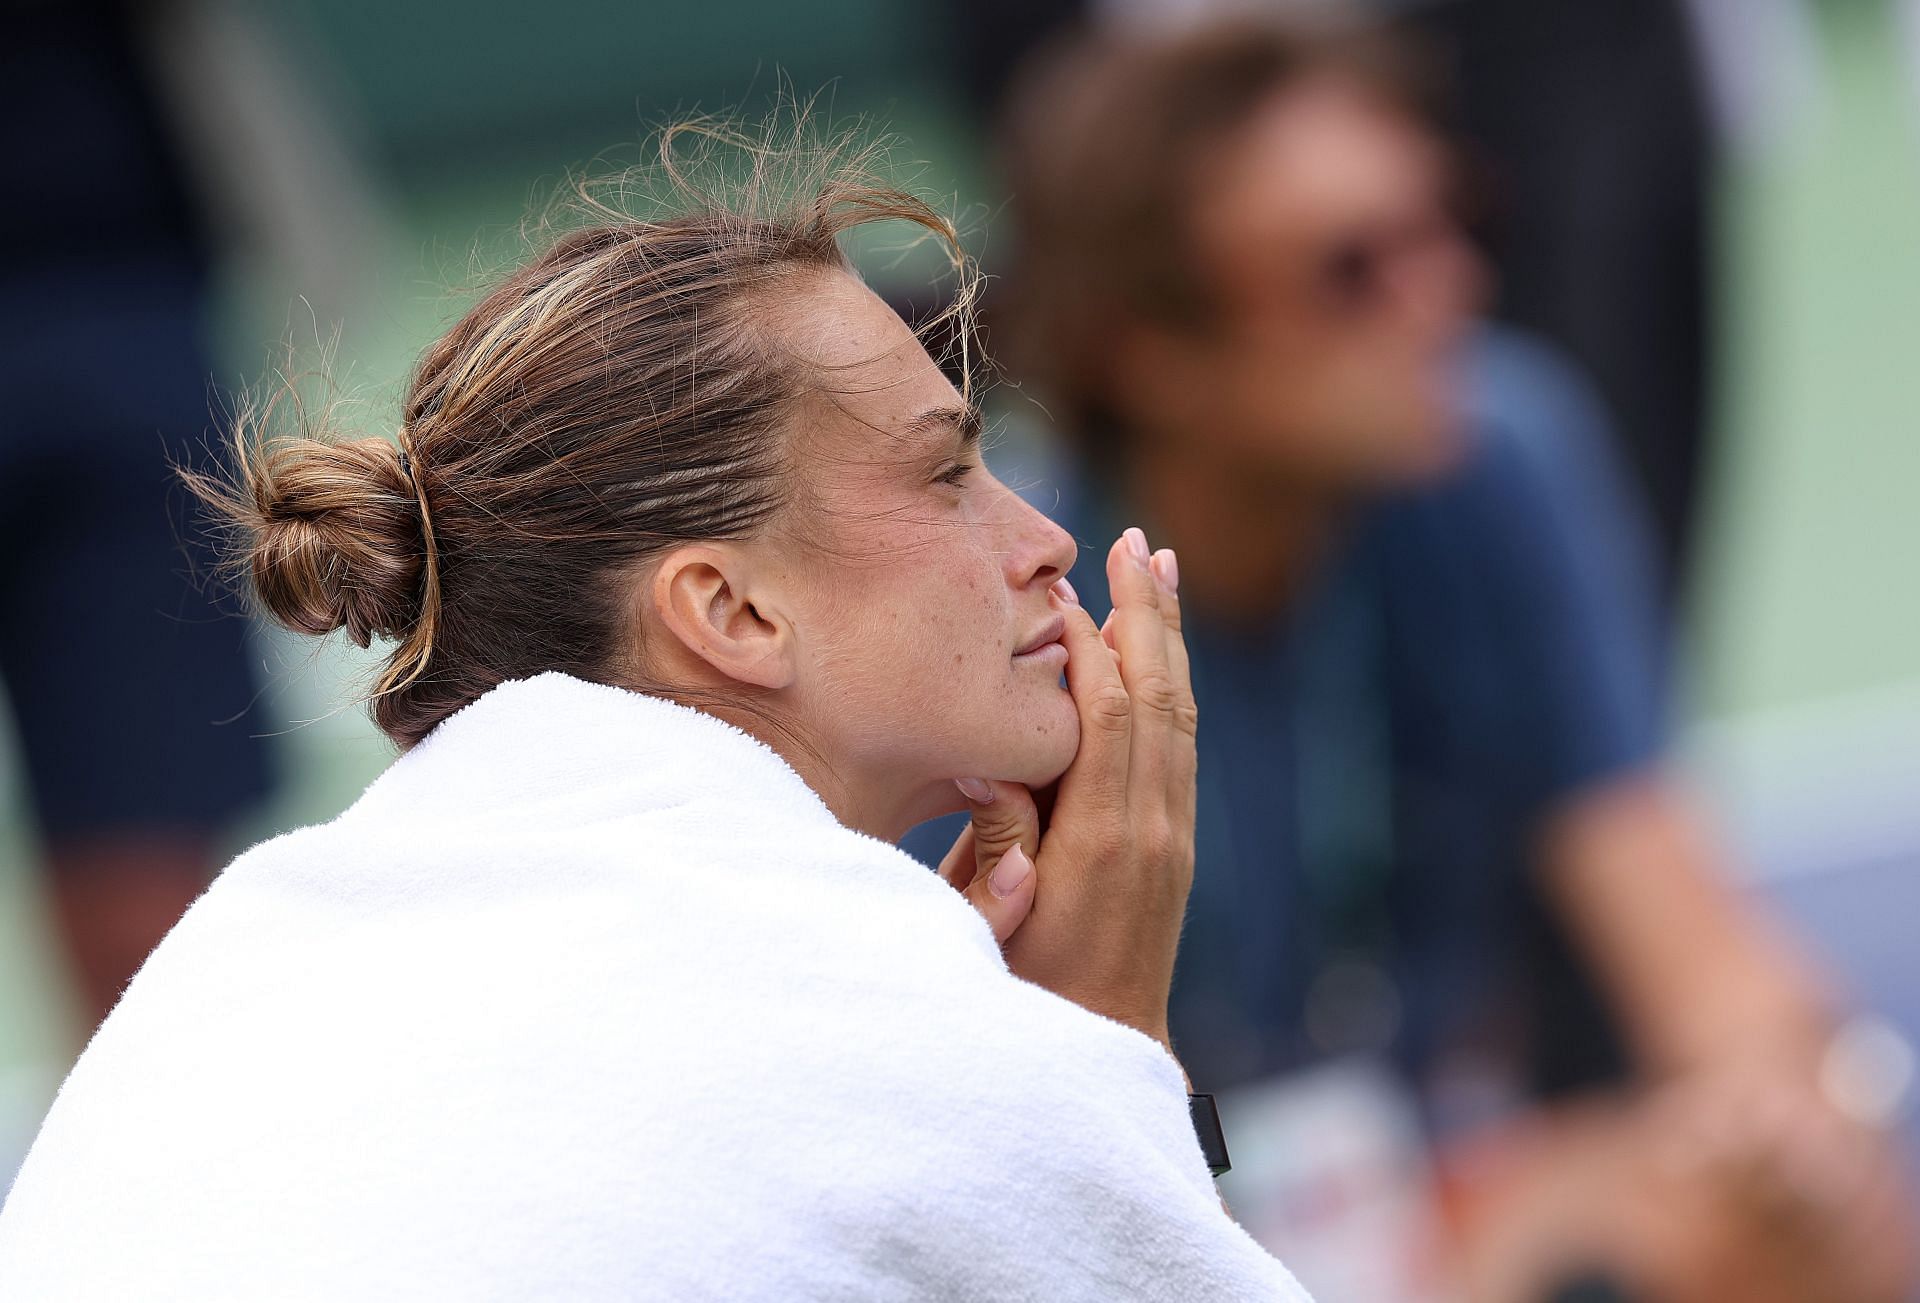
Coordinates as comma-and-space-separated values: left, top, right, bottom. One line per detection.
648, 544, 797, 691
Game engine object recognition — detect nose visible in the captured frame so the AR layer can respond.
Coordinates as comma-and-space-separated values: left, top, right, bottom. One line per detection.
1001, 483, 1077, 592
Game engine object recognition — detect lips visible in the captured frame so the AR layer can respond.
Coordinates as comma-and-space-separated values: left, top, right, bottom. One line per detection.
1013, 614, 1068, 657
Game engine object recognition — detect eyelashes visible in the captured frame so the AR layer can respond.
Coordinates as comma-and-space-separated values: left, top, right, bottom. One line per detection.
934, 460, 977, 488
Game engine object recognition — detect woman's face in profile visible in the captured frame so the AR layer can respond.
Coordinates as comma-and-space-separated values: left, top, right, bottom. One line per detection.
768, 269, 1080, 830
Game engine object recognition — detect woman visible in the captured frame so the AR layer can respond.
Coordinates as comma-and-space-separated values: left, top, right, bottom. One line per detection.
0, 128, 1309, 1300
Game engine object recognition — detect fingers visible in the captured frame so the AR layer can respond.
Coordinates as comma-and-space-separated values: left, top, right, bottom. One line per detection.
941, 780, 1042, 945
957, 779, 1041, 882
962, 843, 1035, 945
1107, 529, 1177, 717
1149, 548, 1194, 737
1148, 548, 1182, 633
936, 823, 980, 891
1146, 547, 1197, 839
1055, 577, 1131, 810
1106, 529, 1182, 789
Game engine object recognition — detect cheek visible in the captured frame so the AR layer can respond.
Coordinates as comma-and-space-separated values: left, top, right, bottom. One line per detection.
1247, 335, 1387, 430
820, 517, 1078, 785
829, 519, 1007, 689
1217, 326, 1317, 422
914, 539, 1007, 677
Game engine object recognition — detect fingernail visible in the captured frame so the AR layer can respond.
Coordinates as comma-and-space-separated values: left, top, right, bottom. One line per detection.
954, 777, 994, 804
1052, 576, 1079, 606
1150, 548, 1179, 595
990, 844, 1032, 898
1124, 526, 1150, 565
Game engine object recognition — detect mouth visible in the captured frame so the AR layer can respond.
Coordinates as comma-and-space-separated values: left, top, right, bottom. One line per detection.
1012, 614, 1068, 659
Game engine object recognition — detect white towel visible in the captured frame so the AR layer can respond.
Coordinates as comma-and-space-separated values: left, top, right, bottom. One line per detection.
0, 673, 1309, 1301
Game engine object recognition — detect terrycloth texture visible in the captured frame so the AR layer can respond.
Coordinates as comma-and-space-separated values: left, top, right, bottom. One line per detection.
0, 673, 1309, 1301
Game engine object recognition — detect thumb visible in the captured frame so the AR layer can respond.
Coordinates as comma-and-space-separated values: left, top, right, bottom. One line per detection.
956, 779, 1042, 874
948, 779, 1041, 945
962, 844, 1035, 945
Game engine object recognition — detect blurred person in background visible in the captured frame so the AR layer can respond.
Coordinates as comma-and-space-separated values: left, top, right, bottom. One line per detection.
927, 16, 1913, 1301
1, 2, 273, 1035
947, 0, 1717, 603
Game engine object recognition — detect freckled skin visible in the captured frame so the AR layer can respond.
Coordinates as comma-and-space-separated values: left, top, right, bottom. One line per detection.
763, 269, 1081, 834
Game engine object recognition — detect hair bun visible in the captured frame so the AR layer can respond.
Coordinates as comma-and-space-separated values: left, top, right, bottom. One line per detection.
244, 437, 428, 648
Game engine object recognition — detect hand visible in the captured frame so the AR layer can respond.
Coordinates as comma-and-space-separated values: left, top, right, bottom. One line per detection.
995, 528, 1194, 1046
1645, 1061, 1918, 1302
937, 779, 1042, 945
1438, 1064, 1918, 1303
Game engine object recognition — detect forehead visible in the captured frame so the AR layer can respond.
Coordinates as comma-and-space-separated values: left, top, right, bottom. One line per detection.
763, 266, 964, 460
1191, 77, 1443, 256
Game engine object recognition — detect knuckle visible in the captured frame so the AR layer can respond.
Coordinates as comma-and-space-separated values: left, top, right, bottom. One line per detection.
1128, 669, 1180, 714
1171, 699, 1200, 736
1087, 826, 1128, 863
1084, 681, 1133, 728
1138, 818, 1177, 866
973, 806, 1021, 838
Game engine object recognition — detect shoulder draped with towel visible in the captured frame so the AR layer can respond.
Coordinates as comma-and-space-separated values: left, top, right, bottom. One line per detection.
0, 673, 1308, 1301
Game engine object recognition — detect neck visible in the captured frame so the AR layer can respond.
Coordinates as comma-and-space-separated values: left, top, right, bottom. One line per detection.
699, 699, 918, 842
1120, 437, 1349, 624
637, 646, 922, 842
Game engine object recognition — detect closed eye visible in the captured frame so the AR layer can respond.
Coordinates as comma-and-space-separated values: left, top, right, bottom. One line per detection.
935, 460, 976, 487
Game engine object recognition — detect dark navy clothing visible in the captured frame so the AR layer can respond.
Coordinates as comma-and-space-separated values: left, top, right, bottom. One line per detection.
1, 6, 272, 846
901, 329, 1668, 1116
0, 263, 274, 843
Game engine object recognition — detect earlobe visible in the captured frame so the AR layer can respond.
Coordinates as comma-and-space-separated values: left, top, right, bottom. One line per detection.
650, 547, 796, 691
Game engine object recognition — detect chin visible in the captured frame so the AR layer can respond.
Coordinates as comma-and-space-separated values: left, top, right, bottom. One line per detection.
999, 693, 1081, 788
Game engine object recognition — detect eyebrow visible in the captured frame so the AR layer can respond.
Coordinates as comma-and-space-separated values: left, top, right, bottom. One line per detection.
904, 403, 984, 449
